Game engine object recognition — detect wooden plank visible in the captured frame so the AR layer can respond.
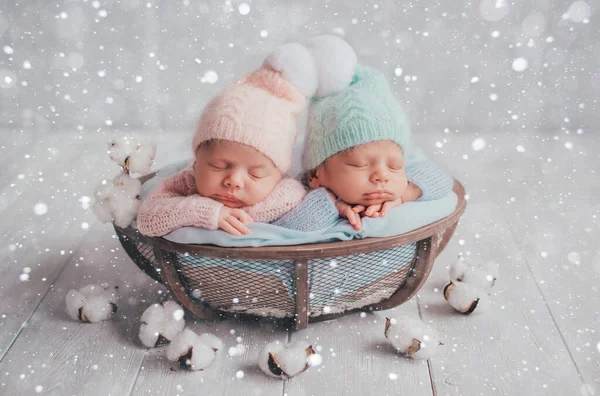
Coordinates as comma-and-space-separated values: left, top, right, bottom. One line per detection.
418, 201, 583, 395
285, 301, 433, 396
410, 131, 587, 394
0, 131, 106, 359
0, 224, 163, 395
498, 133, 600, 390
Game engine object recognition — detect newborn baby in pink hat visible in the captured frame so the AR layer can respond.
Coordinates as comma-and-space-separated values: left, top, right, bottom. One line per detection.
137, 36, 354, 237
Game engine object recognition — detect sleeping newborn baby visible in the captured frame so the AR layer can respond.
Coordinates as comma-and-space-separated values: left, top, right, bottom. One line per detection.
300, 65, 454, 230
136, 44, 317, 237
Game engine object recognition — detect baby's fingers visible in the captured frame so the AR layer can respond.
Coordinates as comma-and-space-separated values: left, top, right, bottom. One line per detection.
228, 216, 252, 235
351, 205, 365, 214
233, 209, 254, 224
343, 208, 362, 230
219, 221, 242, 236
365, 204, 382, 217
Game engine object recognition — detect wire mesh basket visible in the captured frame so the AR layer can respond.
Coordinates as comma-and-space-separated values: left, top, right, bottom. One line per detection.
115, 175, 466, 329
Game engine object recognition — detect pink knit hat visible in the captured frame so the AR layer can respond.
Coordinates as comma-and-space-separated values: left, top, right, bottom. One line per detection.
192, 36, 357, 174
193, 66, 305, 173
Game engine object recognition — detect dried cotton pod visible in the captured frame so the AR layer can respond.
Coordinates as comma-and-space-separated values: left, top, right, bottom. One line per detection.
65, 284, 119, 323
384, 316, 442, 359
258, 341, 316, 378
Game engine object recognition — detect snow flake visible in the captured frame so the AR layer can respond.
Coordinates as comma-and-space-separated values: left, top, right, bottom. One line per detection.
33, 202, 48, 215
201, 70, 218, 84
512, 58, 529, 72
236, 370, 245, 379
238, 3, 250, 15
471, 138, 487, 151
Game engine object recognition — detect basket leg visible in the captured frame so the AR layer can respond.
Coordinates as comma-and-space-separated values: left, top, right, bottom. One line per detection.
294, 260, 309, 330
152, 247, 220, 320
368, 235, 438, 311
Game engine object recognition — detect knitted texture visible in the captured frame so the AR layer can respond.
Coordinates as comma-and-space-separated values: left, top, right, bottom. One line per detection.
137, 162, 307, 237
406, 159, 454, 201
273, 187, 339, 232
193, 66, 306, 174
303, 65, 412, 170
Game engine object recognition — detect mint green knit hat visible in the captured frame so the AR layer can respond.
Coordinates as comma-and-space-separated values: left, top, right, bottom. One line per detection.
302, 65, 412, 171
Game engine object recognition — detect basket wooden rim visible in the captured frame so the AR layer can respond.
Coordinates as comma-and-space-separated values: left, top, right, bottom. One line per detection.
116, 177, 466, 260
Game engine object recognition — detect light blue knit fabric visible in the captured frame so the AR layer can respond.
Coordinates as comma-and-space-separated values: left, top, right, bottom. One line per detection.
303, 65, 412, 171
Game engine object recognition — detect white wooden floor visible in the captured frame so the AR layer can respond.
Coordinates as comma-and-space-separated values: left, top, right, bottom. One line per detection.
0, 129, 598, 396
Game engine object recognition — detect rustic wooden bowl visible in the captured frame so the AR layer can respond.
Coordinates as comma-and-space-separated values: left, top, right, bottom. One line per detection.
115, 174, 466, 329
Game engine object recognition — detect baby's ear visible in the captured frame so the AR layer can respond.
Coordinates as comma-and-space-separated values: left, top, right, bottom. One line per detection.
307, 169, 321, 189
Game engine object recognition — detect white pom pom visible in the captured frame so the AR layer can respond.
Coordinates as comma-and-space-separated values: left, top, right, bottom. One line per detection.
384, 316, 442, 359
264, 42, 318, 98
304, 34, 357, 98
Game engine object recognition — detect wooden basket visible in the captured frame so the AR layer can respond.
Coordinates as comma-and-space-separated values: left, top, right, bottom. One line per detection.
114, 176, 466, 329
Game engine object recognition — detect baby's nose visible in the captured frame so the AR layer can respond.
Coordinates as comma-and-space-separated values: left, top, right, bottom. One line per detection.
224, 173, 244, 189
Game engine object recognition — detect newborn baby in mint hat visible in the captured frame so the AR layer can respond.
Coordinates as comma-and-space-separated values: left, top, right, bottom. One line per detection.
300, 63, 454, 230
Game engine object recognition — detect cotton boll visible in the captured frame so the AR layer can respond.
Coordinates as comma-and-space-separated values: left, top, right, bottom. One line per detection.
444, 281, 490, 314
139, 300, 186, 348
165, 328, 218, 371
109, 172, 142, 228
384, 316, 442, 359
139, 304, 167, 348
92, 183, 116, 223
197, 333, 224, 352
108, 135, 139, 166
449, 256, 498, 293
161, 301, 186, 341
65, 284, 119, 323
449, 256, 468, 281
258, 340, 315, 378
91, 198, 114, 223
82, 294, 118, 323
126, 141, 157, 174
107, 134, 157, 174
258, 341, 285, 378
65, 289, 86, 321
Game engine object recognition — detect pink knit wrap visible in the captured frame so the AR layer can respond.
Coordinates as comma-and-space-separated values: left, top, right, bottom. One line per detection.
192, 66, 306, 173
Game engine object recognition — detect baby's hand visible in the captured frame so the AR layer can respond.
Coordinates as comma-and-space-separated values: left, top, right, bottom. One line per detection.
356, 198, 403, 218
218, 207, 253, 236
327, 190, 362, 230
